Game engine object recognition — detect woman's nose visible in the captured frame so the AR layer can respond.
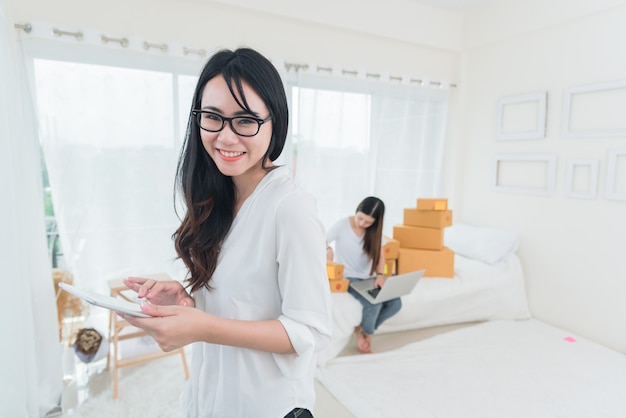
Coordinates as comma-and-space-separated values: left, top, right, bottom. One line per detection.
217, 122, 239, 143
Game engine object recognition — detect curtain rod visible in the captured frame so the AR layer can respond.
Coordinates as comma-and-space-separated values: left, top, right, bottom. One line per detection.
284, 61, 456, 88
14, 23, 32, 33
14, 21, 457, 89
14, 21, 214, 61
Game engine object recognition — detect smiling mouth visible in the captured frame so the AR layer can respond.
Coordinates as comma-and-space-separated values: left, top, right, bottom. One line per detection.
219, 150, 244, 158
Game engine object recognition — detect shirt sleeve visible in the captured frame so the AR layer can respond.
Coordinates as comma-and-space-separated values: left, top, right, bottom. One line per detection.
273, 190, 332, 377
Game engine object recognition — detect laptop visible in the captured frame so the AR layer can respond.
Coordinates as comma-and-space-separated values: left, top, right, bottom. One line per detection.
350, 269, 425, 304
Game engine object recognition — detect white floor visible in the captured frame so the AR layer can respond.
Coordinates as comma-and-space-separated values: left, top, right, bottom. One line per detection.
313, 322, 472, 417
59, 310, 469, 417
60, 343, 352, 417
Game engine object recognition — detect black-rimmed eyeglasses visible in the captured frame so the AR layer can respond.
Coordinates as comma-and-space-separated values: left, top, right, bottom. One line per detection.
191, 110, 272, 137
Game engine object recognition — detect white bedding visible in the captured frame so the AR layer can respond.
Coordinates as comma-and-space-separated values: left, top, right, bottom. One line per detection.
316, 319, 626, 418
318, 253, 530, 365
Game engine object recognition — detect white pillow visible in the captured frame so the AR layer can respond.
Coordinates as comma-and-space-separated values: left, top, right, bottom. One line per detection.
444, 223, 520, 265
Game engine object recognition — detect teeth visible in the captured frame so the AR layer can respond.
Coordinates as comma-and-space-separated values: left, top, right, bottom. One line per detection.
221, 150, 243, 158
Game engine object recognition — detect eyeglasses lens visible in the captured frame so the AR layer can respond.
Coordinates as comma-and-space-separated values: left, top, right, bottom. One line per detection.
197, 113, 260, 136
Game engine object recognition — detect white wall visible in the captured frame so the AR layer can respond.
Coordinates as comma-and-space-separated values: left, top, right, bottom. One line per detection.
7, 0, 462, 82
456, 0, 626, 352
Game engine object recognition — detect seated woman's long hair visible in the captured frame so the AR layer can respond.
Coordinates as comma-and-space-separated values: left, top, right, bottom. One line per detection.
356, 196, 385, 275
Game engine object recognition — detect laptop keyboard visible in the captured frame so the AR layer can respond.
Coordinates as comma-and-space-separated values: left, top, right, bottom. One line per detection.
367, 287, 381, 299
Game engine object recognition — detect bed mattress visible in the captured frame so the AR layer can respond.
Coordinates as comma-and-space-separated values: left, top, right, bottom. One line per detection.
316, 319, 626, 418
318, 253, 530, 366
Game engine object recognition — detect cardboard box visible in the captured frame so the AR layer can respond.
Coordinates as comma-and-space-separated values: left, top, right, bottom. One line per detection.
329, 278, 350, 293
397, 247, 455, 278
326, 262, 344, 279
416, 198, 448, 211
383, 236, 400, 259
403, 209, 453, 229
393, 224, 444, 250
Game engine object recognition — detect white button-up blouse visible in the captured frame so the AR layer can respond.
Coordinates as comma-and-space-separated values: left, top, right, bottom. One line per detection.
181, 166, 332, 418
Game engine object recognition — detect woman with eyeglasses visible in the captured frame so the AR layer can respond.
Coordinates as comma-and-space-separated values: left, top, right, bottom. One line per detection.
119, 48, 332, 418
326, 196, 401, 354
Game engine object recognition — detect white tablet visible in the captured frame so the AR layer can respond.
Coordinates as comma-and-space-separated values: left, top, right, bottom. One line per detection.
58, 282, 152, 318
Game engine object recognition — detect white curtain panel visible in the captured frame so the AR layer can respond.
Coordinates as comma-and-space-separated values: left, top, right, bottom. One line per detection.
0, 4, 62, 416
22, 40, 198, 292
371, 90, 449, 232
286, 74, 449, 235
22, 35, 449, 293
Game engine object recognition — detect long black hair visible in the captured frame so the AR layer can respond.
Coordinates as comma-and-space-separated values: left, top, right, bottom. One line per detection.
356, 196, 385, 275
173, 48, 289, 292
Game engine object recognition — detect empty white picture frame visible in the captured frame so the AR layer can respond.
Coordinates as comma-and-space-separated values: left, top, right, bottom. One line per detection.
495, 91, 547, 141
606, 148, 626, 201
565, 158, 599, 199
561, 79, 626, 138
494, 153, 556, 196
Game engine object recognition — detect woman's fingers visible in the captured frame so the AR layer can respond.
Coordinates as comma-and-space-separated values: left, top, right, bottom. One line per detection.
123, 276, 149, 292
122, 277, 158, 298
137, 279, 157, 298
123, 278, 190, 307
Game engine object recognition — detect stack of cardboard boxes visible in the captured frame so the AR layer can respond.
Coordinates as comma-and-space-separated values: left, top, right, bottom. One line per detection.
393, 198, 455, 278
326, 198, 453, 289
326, 261, 349, 292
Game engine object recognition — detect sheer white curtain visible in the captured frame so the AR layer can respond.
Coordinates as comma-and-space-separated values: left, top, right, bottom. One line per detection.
21, 39, 200, 293
286, 73, 449, 235
0, 3, 62, 416
22, 35, 449, 291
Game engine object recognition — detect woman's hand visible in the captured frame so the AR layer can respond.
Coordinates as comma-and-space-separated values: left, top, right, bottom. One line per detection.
118, 304, 206, 352
374, 274, 386, 289
119, 302, 296, 354
123, 277, 195, 307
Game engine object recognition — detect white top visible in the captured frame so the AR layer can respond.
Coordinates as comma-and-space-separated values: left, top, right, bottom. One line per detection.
181, 166, 332, 418
327, 217, 373, 279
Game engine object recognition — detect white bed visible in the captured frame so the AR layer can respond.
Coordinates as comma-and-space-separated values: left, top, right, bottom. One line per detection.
315, 223, 626, 417
318, 223, 530, 366
317, 319, 626, 417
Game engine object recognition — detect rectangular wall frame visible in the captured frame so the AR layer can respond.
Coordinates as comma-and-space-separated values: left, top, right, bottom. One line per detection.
565, 158, 599, 199
561, 79, 626, 138
495, 91, 547, 141
606, 148, 626, 201
494, 153, 556, 196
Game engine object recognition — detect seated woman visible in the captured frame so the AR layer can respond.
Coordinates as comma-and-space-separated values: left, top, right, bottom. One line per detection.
326, 196, 401, 353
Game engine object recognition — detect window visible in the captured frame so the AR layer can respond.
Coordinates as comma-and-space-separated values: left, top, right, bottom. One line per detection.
291, 87, 372, 228
287, 76, 449, 235
25, 42, 199, 291
25, 40, 449, 289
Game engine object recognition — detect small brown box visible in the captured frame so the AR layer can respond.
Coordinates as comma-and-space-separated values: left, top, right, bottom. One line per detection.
326, 262, 345, 279
329, 278, 350, 292
383, 237, 401, 259
397, 247, 455, 278
404, 209, 453, 229
416, 198, 448, 211
393, 224, 444, 250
